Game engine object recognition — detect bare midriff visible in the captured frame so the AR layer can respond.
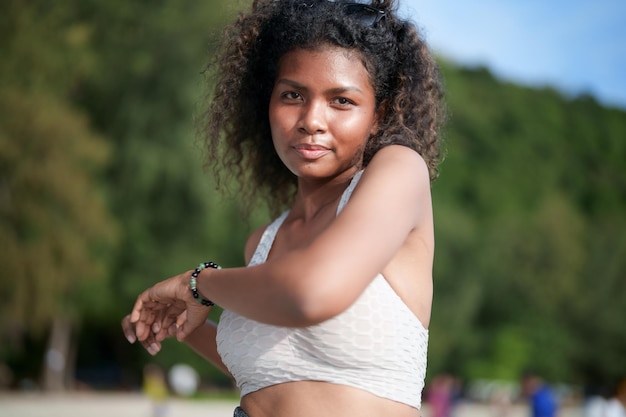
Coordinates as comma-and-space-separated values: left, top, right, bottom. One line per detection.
240, 380, 421, 417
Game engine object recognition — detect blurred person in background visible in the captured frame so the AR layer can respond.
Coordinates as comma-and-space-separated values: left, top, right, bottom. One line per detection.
521, 371, 558, 417
604, 377, 626, 417
426, 374, 457, 417
143, 363, 169, 417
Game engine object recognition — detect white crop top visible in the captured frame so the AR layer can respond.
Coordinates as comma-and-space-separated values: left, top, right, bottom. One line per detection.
216, 171, 429, 409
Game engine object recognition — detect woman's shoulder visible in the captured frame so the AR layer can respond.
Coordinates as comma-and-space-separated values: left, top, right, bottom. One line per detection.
370, 144, 428, 168
364, 145, 430, 189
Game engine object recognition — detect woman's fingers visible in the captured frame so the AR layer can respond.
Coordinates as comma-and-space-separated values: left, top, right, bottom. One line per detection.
176, 310, 188, 328
176, 304, 210, 342
139, 333, 162, 356
132, 276, 184, 321
154, 304, 179, 342
129, 291, 148, 323
126, 273, 191, 348
122, 313, 163, 355
135, 299, 164, 341
135, 303, 154, 342
121, 315, 137, 344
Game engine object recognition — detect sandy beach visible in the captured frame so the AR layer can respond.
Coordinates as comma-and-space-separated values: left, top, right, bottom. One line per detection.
0, 392, 585, 417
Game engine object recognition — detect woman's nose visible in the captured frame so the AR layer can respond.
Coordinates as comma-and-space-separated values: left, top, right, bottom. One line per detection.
298, 101, 327, 134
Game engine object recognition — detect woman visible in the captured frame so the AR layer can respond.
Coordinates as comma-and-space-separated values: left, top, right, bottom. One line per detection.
122, 1, 445, 416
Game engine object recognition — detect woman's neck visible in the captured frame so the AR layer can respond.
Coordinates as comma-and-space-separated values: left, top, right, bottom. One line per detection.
291, 172, 356, 223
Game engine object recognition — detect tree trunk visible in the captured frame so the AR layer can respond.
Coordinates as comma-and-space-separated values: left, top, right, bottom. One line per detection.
41, 316, 73, 391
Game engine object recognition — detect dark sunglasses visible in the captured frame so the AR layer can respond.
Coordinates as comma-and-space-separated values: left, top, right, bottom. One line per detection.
300, 1, 387, 27
341, 2, 387, 26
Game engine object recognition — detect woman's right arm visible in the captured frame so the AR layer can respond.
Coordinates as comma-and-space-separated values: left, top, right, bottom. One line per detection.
122, 225, 268, 374
183, 319, 232, 377
184, 224, 266, 376
179, 225, 267, 376
122, 312, 231, 377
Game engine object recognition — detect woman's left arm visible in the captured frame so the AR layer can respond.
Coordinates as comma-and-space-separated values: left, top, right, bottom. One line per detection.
194, 145, 430, 323
131, 145, 431, 337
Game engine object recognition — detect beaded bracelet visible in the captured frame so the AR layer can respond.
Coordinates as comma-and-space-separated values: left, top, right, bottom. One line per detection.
189, 262, 221, 307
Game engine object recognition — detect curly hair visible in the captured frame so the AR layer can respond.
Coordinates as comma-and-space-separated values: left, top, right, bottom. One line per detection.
201, 0, 445, 214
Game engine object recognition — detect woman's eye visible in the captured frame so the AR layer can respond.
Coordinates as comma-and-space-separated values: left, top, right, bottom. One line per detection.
282, 91, 301, 100
334, 97, 353, 106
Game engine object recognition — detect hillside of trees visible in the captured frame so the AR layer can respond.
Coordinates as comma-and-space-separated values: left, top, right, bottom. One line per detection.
1, 0, 624, 394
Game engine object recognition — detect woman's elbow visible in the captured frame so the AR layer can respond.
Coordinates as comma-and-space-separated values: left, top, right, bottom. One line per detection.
289, 276, 350, 327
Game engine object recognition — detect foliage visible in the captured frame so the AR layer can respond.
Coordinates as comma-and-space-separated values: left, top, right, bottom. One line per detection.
430, 62, 626, 386
0, 0, 252, 387
0, 0, 116, 336
68, 0, 254, 386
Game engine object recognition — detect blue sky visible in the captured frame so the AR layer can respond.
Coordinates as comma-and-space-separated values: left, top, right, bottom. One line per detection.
399, 0, 626, 109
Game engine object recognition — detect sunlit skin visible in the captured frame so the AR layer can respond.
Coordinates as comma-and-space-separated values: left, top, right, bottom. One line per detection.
123, 46, 434, 417
269, 46, 379, 188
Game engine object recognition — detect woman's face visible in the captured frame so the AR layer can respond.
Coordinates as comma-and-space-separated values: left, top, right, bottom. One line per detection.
269, 46, 379, 181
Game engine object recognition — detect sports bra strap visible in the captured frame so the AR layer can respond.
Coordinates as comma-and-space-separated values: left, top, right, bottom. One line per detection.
337, 170, 363, 215
249, 210, 288, 265
249, 171, 364, 266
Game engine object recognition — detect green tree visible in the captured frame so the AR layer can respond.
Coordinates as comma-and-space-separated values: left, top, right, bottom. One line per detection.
0, 0, 117, 390
66, 0, 253, 388
430, 62, 626, 386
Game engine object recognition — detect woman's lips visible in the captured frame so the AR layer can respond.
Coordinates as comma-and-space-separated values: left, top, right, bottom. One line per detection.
293, 144, 330, 160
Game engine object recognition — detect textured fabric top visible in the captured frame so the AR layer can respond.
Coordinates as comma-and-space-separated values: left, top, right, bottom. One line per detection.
216, 171, 429, 409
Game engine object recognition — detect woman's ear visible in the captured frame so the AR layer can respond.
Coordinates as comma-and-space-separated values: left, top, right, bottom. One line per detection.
370, 100, 388, 135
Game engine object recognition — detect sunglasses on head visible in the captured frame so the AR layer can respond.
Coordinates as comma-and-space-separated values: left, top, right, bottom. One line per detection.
299, 1, 387, 27
341, 2, 386, 26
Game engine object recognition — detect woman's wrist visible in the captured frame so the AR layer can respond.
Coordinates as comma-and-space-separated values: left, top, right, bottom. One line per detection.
189, 262, 221, 307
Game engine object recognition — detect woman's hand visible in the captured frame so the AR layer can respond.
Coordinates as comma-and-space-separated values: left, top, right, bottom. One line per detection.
125, 271, 213, 351
121, 313, 165, 355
